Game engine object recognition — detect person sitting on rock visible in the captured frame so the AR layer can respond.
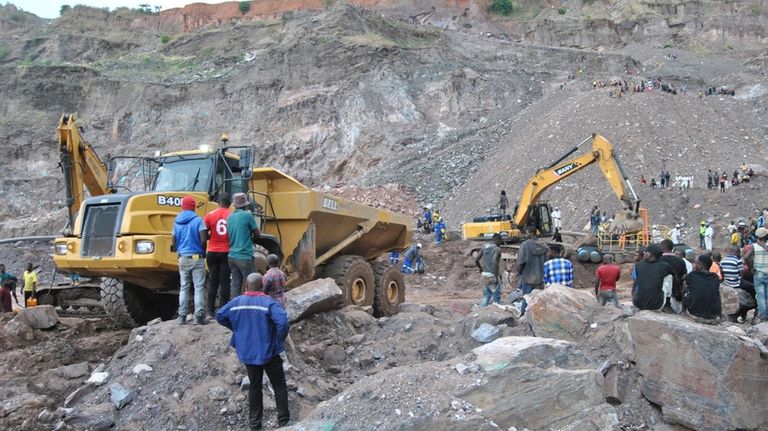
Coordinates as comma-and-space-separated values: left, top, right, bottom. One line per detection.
543, 244, 573, 288
632, 244, 675, 311
721, 245, 756, 322
683, 254, 722, 322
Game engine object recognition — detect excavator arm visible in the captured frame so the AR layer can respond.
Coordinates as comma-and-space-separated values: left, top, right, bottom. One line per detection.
513, 133, 641, 232
58, 113, 113, 228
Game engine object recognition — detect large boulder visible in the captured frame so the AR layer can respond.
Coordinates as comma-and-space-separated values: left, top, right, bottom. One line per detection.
284, 278, 344, 323
627, 311, 768, 430
526, 284, 601, 341
15, 305, 59, 329
287, 336, 617, 430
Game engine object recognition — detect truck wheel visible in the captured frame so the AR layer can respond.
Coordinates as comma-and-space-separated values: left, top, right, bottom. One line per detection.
101, 278, 146, 327
323, 256, 374, 307
372, 262, 405, 317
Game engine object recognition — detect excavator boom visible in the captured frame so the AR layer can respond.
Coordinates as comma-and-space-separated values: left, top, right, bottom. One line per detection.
513, 133, 641, 231
58, 114, 112, 227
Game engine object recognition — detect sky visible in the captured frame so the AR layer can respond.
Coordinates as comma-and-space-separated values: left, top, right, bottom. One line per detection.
5, 0, 218, 19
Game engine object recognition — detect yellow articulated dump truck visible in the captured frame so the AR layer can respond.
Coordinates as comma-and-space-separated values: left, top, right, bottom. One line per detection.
52, 114, 412, 327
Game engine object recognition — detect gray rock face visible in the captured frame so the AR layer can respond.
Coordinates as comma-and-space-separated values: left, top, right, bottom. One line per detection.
15, 305, 59, 329
54, 362, 90, 380
287, 336, 617, 430
64, 402, 115, 430
1, 318, 34, 342
627, 311, 768, 430
284, 278, 344, 323
108, 383, 136, 410
470, 323, 504, 343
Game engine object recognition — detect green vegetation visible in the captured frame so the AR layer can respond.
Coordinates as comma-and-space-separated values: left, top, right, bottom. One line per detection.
489, 0, 513, 16
0, 46, 10, 61
662, 43, 672, 49
557, 8, 566, 15
747, 4, 761, 16
239, 1, 251, 14
198, 47, 214, 58
160, 35, 171, 44
60, 5, 71, 15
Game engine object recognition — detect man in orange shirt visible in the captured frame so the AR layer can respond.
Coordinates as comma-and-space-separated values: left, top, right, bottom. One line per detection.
204, 193, 232, 318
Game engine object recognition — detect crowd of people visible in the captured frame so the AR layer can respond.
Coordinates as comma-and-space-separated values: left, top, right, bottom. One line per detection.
0, 263, 39, 313
639, 164, 755, 192
470, 208, 768, 325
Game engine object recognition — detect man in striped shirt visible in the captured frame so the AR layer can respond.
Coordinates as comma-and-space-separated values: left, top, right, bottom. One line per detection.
721, 245, 756, 322
263, 254, 286, 306
543, 244, 574, 287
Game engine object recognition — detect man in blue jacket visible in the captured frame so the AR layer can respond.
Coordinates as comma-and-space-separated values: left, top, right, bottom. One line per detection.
217, 273, 290, 430
172, 195, 207, 325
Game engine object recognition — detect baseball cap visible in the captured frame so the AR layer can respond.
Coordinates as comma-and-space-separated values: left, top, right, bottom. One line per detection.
232, 192, 249, 208
181, 195, 196, 210
416, 243, 422, 248
756, 227, 768, 239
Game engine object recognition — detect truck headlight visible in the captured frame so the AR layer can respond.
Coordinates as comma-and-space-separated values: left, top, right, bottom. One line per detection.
135, 240, 155, 254
54, 243, 68, 255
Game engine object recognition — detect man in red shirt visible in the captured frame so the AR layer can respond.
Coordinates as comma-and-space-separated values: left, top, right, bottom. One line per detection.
595, 254, 621, 308
204, 193, 232, 318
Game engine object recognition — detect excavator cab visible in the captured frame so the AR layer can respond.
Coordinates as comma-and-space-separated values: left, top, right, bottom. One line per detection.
528, 202, 554, 237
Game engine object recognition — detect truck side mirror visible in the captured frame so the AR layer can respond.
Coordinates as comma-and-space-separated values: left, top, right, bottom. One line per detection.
239, 148, 253, 179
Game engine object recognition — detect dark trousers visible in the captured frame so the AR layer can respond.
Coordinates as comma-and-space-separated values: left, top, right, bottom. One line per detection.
245, 356, 289, 430
229, 258, 256, 298
23, 290, 34, 305
206, 252, 231, 314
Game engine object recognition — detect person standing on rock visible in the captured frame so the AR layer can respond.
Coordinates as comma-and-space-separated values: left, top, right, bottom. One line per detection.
552, 207, 562, 230
228, 193, 261, 298
590, 206, 600, 237
751, 227, 768, 322
669, 224, 682, 244
683, 254, 722, 322
498, 190, 509, 216
515, 227, 548, 316
263, 254, 287, 306
204, 192, 232, 317
216, 273, 290, 430
475, 233, 502, 306
22, 263, 37, 306
543, 244, 573, 288
595, 254, 621, 308
0, 278, 12, 313
698, 221, 706, 248
632, 244, 675, 311
704, 222, 714, 251
172, 195, 207, 325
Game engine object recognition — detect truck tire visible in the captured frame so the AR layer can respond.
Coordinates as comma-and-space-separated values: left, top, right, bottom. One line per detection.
101, 278, 145, 327
372, 262, 405, 317
323, 256, 374, 307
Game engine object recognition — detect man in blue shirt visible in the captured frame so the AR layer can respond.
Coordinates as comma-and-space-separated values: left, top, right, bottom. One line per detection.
217, 273, 290, 430
172, 195, 207, 325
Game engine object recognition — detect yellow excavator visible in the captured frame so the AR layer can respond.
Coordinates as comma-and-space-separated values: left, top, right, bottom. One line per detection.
49, 114, 412, 326
462, 133, 646, 244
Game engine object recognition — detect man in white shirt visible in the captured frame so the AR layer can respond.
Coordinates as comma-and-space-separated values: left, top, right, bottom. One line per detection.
552, 207, 562, 230
704, 222, 714, 250
669, 224, 682, 244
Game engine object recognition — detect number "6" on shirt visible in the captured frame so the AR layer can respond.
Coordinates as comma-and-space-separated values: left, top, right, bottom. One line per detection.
216, 219, 227, 235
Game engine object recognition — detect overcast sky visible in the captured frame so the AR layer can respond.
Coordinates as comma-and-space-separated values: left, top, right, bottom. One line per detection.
6, 0, 216, 19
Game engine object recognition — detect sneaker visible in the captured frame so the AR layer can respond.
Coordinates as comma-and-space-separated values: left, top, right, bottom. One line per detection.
177, 316, 187, 325
194, 316, 207, 325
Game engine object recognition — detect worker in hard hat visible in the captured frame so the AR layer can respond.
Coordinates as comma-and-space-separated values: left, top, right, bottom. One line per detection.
434, 218, 447, 244
699, 221, 706, 249
401, 243, 422, 274
669, 224, 682, 244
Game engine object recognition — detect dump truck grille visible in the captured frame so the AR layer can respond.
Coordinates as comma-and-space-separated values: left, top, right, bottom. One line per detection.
81, 204, 121, 257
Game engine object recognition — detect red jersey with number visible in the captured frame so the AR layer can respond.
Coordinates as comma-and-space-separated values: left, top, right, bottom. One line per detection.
204, 207, 231, 253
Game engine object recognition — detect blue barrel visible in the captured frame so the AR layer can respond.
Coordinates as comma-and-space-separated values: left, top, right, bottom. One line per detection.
590, 250, 602, 263
577, 248, 590, 262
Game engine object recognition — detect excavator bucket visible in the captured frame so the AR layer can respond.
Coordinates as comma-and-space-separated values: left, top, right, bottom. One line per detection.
608, 210, 645, 234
